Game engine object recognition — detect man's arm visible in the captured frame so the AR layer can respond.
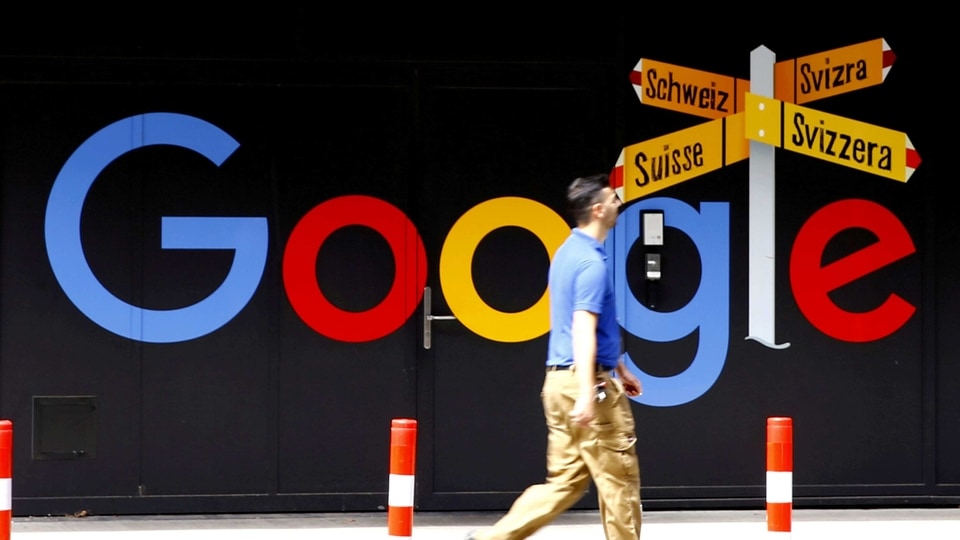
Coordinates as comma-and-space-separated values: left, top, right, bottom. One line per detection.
570, 309, 598, 426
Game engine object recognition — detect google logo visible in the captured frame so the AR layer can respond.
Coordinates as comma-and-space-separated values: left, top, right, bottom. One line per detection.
44, 113, 916, 407
44, 113, 570, 344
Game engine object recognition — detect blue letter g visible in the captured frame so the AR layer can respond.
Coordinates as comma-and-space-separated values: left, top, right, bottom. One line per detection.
44, 113, 268, 343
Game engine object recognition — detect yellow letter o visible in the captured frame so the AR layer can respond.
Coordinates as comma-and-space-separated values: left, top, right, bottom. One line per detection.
439, 197, 569, 343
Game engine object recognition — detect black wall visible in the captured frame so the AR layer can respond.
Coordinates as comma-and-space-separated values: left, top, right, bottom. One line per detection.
0, 6, 956, 515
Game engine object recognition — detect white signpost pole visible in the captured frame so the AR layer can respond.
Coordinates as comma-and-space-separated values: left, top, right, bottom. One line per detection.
747, 45, 790, 349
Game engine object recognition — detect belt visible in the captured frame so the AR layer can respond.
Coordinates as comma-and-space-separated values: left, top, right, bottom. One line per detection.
546, 363, 613, 373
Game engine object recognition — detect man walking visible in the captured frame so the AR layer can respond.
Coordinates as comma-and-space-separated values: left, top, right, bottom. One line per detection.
468, 173, 643, 540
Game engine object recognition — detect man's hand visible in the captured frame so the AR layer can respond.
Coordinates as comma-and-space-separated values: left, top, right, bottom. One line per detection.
617, 364, 643, 397
571, 395, 595, 426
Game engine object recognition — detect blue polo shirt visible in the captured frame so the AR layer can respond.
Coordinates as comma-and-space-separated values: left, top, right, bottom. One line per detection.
546, 228, 621, 370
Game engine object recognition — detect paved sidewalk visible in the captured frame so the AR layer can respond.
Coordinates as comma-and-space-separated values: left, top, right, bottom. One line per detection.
10, 508, 960, 539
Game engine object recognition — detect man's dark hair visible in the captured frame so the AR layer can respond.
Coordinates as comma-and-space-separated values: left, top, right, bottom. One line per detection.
567, 173, 610, 225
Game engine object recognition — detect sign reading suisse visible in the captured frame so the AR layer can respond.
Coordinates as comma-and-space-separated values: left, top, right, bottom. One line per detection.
744, 92, 921, 182
615, 113, 748, 201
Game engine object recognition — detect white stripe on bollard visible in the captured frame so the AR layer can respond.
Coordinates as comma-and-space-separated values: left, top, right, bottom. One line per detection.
765, 471, 793, 503
388, 473, 415, 507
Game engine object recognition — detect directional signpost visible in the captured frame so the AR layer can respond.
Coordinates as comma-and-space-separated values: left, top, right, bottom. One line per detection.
749, 45, 783, 349
744, 92, 921, 182
614, 38, 921, 350
616, 38, 914, 196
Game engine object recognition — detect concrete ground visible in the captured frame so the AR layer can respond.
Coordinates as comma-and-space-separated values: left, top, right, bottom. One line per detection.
10, 507, 960, 539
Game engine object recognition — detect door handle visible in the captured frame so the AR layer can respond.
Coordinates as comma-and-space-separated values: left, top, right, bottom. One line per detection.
423, 286, 456, 349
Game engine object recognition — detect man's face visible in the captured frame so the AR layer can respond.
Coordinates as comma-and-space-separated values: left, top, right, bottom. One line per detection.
597, 187, 622, 229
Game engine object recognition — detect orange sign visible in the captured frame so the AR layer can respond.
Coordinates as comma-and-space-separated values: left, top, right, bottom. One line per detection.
616, 38, 916, 201
629, 58, 750, 119
745, 93, 920, 182
774, 38, 895, 104
613, 113, 749, 202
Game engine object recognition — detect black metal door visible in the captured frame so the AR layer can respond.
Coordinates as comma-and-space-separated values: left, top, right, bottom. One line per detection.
413, 64, 618, 510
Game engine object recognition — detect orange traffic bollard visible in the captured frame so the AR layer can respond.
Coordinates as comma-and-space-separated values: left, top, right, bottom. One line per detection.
766, 417, 793, 536
0, 420, 11, 540
388, 418, 417, 538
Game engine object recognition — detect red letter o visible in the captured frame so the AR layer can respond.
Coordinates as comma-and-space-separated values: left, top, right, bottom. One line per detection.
282, 195, 427, 342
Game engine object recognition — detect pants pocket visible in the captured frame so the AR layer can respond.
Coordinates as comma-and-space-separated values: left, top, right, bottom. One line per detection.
594, 423, 640, 479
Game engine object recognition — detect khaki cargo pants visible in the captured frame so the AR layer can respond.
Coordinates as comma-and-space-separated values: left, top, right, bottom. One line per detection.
475, 369, 642, 540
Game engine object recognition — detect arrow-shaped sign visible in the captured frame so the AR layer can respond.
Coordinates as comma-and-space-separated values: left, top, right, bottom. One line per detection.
774, 38, 895, 104
629, 59, 750, 120
612, 112, 749, 202
630, 39, 896, 120
619, 41, 917, 354
617, 39, 915, 203
744, 92, 921, 182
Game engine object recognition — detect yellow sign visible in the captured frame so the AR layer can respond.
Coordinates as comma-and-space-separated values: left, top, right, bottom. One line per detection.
774, 38, 894, 104
619, 113, 749, 201
630, 59, 750, 119
617, 39, 919, 201
745, 93, 921, 182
